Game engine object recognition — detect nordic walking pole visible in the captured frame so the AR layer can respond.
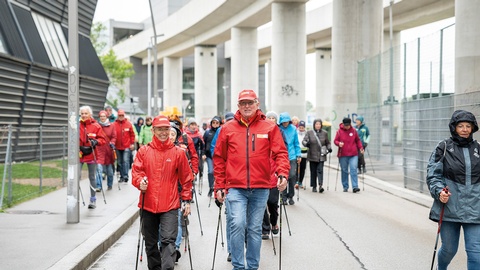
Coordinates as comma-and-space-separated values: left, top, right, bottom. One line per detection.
135, 183, 146, 270
220, 214, 224, 248
327, 153, 331, 190
139, 236, 144, 262
335, 148, 341, 191
78, 186, 86, 206
113, 149, 121, 190
281, 202, 292, 236
366, 147, 375, 174
296, 163, 300, 201
211, 194, 224, 270
192, 187, 204, 235
92, 148, 106, 204
198, 174, 203, 196
430, 187, 449, 270
334, 161, 340, 191
184, 213, 194, 270
279, 196, 283, 270
271, 229, 276, 255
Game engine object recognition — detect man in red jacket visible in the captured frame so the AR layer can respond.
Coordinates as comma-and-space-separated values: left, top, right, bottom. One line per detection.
214, 89, 289, 270
334, 117, 364, 193
132, 115, 193, 270
113, 109, 135, 182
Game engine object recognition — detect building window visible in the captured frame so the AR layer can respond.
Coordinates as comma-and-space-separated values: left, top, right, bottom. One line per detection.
31, 12, 68, 69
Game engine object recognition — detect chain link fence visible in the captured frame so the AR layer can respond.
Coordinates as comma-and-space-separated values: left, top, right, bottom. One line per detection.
0, 125, 68, 209
356, 24, 480, 193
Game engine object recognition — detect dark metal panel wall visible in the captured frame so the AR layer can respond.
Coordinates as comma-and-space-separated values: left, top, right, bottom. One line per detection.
15, 0, 97, 35
12, 4, 51, 66
0, 0, 29, 59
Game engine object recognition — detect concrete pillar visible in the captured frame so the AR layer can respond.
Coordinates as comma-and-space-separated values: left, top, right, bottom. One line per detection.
271, 2, 306, 120
231, 27, 258, 110
332, 0, 383, 121
194, 45, 217, 123
266, 59, 272, 111
163, 56, 183, 115
315, 49, 332, 120
455, 1, 480, 96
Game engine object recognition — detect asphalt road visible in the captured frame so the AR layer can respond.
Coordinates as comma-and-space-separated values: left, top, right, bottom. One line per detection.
88, 176, 467, 270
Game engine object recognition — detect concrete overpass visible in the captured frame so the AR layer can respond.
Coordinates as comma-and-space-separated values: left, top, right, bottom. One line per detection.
112, 0, 457, 122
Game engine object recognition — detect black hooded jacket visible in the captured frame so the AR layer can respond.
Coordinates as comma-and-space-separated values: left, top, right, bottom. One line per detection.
427, 110, 480, 223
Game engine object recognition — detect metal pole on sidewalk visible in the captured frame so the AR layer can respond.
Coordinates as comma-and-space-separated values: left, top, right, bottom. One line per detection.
0, 125, 12, 209
67, 0, 80, 224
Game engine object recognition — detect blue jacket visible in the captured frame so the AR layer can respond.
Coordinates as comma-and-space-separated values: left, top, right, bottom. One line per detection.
278, 112, 301, 161
210, 127, 221, 155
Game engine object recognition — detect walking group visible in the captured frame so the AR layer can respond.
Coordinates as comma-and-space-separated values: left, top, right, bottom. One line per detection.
78, 105, 137, 209
107, 86, 376, 270
78, 90, 480, 270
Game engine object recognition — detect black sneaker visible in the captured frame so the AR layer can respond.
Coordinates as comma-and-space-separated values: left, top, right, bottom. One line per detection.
319, 187, 325, 193
272, 225, 279, 235
353, 188, 360, 193
343, 189, 348, 192
312, 187, 317, 192
88, 201, 96, 209
288, 198, 295, 205
262, 234, 269, 240
175, 249, 181, 263
227, 253, 232, 262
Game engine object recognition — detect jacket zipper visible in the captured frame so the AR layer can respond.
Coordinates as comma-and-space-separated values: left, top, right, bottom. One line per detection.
252, 133, 256, 152
246, 127, 250, 189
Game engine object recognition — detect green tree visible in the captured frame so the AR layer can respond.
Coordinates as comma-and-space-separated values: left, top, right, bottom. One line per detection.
90, 22, 135, 106
91, 22, 107, 54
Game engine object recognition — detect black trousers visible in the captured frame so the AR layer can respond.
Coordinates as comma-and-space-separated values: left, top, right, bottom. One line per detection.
262, 188, 279, 234
142, 209, 178, 270
309, 161, 325, 188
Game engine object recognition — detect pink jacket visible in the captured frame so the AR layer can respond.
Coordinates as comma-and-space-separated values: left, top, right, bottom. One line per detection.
334, 123, 363, 157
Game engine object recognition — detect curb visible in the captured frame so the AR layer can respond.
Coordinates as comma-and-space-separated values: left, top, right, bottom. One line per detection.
48, 202, 139, 270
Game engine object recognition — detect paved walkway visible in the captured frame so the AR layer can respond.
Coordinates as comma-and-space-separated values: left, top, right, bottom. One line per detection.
0, 158, 433, 270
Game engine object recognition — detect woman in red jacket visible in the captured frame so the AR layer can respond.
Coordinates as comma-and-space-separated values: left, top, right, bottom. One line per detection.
334, 118, 364, 193
95, 110, 117, 191
132, 115, 193, 270
79, 106, 106, 209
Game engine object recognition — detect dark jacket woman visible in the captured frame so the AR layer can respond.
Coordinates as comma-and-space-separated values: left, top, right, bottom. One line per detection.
427, 110, 480, 223
302, 119, 332, 162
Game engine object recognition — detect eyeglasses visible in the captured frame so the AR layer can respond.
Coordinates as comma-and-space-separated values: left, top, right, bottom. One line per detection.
239, 100, 256, 107
154, 127, 170, 132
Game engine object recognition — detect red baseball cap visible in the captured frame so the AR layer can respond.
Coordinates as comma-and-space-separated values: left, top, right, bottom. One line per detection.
152, 115, 171, 128
238, 89, 258, 102
117, 109, 125, 116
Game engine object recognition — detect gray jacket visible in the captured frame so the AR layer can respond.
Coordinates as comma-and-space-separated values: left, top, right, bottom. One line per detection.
302, 129, 331, 162
427, 138, 480, 223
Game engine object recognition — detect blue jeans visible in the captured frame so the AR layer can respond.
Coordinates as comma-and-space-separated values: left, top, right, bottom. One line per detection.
437, 221, 480, 270
96, 164, 114, 188
225, 198, 232, 253
116, 149, 131, 180
175, 209, 182, 249
339, 156, 358, 190
227, 188, 269, 270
